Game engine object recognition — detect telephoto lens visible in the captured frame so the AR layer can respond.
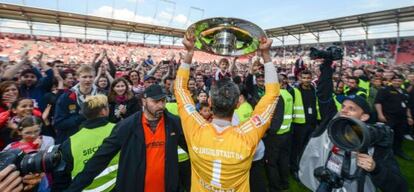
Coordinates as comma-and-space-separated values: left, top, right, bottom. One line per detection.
20, 145, 62, 174
327, 117, 392, 152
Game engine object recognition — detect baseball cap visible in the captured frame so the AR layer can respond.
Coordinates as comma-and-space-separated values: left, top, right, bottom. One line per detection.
143, 84, 166, 100
343, 95, 371, 114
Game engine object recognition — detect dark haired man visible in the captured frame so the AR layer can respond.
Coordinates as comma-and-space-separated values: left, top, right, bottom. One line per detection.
290, 69, 320, 177
174, 34, 279, 191
345, 76, 368, 99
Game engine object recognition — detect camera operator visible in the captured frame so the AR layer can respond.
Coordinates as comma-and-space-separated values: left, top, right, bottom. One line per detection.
0, 165, 42, 192
298, 54, 408, 192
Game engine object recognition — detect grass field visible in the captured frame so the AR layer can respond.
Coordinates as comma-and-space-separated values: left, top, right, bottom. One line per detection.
289, 140, 414, 191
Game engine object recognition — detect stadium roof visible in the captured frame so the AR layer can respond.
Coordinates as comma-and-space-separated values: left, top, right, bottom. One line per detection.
1, 2, 414, 40
0, 2, 186, 38
265, 6, 414, 38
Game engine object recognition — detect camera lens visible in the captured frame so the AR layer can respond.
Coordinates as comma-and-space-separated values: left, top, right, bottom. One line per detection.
20, 152, 44, 174
328, 117, 368, 151
19, 145, 61, 174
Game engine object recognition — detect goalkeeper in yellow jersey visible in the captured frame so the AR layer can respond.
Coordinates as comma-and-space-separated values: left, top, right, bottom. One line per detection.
174, 33, 280, 192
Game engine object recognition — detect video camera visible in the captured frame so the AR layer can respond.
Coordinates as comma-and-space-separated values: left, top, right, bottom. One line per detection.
314, 117, 393, 192
0, 145, 62, 175
309, 46, 343, 61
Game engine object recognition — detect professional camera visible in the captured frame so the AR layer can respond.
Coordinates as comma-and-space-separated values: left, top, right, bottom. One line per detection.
314, 167, 343, 192
309, 46, 343, 61
0, 145, 62, 174
313, 117, 393, 191
327, 117, 393, 152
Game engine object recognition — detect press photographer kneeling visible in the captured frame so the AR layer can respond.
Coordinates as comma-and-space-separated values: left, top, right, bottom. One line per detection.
298, 47, 408, 192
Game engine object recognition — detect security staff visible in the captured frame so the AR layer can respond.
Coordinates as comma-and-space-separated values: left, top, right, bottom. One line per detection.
344, 76, 368, 99
52, 94, 119, 192
290, 70, 320, 176
264, 73, 293, 192
354, 69, 371, 96
333, 80, 346, 111
375, 74, 413, 160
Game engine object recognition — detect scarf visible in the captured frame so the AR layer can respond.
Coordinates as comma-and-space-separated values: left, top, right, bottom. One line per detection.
115, 95, 128, 104
71, 83, 98, 106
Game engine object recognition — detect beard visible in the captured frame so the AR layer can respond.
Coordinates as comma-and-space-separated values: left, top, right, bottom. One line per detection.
146, 107, 164, 119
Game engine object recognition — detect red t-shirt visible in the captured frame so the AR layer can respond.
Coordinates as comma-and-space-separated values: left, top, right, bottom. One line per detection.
9, 141, 39, 153
142, 115, 166, 192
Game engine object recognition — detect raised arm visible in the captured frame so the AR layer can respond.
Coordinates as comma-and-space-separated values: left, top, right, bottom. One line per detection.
174, 34, 207, 142
2, 50, 28, 80
315, 59, 337, 133
239, 38, 280, 144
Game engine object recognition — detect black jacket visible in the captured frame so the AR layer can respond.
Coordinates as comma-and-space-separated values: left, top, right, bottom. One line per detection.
53, 91, 86, 144
108, 96, 141, 123
64, 111, 184, 192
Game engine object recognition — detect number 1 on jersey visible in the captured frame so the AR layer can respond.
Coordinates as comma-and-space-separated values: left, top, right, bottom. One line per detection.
211, 160, 222, 187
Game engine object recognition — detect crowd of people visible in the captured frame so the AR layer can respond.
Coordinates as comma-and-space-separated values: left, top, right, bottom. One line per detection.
271, 37, 414, 67
0, 30, 412, 192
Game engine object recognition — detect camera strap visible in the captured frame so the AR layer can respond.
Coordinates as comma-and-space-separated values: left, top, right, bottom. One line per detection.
342, 151, 366, 192
341, 151, 351, 179
357, 174, 366, 192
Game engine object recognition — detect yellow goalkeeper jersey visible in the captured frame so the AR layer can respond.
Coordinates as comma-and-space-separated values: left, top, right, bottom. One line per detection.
174, 67, 280, 192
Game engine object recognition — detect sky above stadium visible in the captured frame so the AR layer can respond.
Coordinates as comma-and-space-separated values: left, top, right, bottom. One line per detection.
1, 0, 414, 29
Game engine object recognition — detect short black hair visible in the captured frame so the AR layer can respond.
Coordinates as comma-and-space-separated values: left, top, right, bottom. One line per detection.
392, 74, 404, 80
300, 70, 312, 76
20, 68, 36, 77
348, 76, 360, 84
210, 79, 240, 118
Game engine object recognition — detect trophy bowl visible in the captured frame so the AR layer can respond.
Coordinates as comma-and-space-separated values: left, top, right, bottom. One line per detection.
186, 17, 267, 56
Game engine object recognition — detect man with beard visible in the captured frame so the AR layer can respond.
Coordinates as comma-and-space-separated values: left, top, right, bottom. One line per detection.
344, 76, 368, 99
66, 84, 186, 192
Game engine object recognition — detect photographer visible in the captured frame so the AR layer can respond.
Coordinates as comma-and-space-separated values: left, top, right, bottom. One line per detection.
298, 52, 408, 192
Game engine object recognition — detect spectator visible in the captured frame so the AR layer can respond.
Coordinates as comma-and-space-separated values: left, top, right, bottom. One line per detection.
53, 65, 97, 144
0, 98, 42, 150
5, 52, 54, 111
128, 70, 145, 96
4, 115, 54, 153
144, 55, 154, 65
195, 90, 208, 111
107, 78, 140, 123
0, 81, 19, 113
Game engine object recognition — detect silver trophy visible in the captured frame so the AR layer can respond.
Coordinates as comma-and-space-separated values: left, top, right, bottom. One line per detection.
186, 17, 267, 56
